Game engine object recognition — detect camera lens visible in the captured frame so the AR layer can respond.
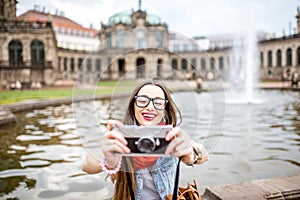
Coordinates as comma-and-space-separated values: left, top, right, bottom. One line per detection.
136, 137, 155, 153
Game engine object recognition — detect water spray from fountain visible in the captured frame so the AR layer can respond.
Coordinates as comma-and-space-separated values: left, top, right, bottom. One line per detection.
226, 30, 262, 104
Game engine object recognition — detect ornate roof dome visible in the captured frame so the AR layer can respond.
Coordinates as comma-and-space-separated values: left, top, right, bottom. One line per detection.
107, 10, 162, 25
108, 11, 132, 25
146, 14, 161, 25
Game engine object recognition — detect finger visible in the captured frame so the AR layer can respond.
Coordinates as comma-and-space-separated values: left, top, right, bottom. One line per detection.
100, 133, 130, 153
175, 129, 193, 147
102, 144, 129, 155
172, 149, 193, 158
173, 143, 193, 158
102, 139, 130, 154
165, 136, 183, 155
111, 139, 130, 153
165, 127, 180, 141
105, 129, 128, 145
106, 120, 124, 131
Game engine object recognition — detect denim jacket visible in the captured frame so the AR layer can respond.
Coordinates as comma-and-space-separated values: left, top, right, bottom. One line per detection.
134, 156, 177, 200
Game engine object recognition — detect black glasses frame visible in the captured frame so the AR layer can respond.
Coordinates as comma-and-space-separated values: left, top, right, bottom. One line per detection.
134, 95, 168, 110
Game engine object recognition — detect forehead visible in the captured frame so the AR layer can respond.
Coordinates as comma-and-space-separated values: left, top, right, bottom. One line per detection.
137, 84, 165, 98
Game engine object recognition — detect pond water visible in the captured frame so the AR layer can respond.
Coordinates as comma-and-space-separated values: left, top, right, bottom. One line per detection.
0, 90, 299, 199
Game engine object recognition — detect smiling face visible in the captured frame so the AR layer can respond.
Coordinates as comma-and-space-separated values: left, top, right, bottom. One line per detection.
134, 84, 166, 126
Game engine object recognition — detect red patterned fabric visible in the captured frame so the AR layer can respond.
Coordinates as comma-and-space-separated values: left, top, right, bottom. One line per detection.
133, 156, 159, 170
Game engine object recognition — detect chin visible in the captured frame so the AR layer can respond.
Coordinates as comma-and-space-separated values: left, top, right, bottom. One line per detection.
140, 120, 159, 126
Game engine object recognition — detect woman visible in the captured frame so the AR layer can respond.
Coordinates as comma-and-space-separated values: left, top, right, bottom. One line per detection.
82, 80, 208, 200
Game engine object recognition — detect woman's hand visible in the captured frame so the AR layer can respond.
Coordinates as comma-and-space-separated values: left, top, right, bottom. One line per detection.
165, 127, 195, 164
100, 120, 130, 168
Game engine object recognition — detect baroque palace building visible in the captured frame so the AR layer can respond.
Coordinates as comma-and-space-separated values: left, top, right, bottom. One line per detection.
0, 0, 300, 87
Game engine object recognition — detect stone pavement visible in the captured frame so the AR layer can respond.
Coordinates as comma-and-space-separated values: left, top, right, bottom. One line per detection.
0, 107, 15, 125
202, 174, 300, 200
259, 82, 300, 90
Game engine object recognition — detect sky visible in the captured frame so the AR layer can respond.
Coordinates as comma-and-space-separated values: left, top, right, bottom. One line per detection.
17, 0, 299, 38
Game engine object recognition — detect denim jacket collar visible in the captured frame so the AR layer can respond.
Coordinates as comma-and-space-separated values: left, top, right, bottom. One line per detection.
134, 156, 177, 200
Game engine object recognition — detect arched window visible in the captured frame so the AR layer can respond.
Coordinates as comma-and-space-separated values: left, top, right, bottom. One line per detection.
297, 47, 300, 66
286, 48, 292, 66
267, 50, 272, 67
0, 0, 4, 16
106, 32, 111, 48
201, 58, 206, 70
219, 57, 224, 70
63, 57, 67, 71
157, 59, 162, 77
96, 59, 101, 71
78, 58, 83, 71
116, 30, 126, 48
276, 49, 282, 67
87, 59, 92, 72
31, 40, 45, 67
135, 30, 147, 49
260, 52, 264, 68
70, 58, 74, 72
156, 30, 163, 48
181, 59, 187, 71
8, 40, 23, 67
171, 59, 177, 70
118, 59, 125, 76
191, 58, 196, 71
136, 57, 145, 78
210, 57, 215, 70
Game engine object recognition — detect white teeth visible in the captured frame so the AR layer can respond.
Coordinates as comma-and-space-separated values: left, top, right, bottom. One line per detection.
143, 113, 155, 118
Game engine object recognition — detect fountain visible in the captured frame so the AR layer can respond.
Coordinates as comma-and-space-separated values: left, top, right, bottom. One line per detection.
226, 31, 262, 104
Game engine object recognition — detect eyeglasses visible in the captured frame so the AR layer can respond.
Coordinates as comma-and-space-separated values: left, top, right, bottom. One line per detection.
134, 95, 168, 110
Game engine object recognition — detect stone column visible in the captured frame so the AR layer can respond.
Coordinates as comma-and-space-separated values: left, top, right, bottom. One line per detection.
22, 39, 30, 66
74, 57, 78, 73
125, 56, 135, 79
263, 50, 267, 68
68, 57, 72, 79
282, 48, 287, 67
272, 50, 276, 68
59, 57, 63, 72
292, 46, 297, 68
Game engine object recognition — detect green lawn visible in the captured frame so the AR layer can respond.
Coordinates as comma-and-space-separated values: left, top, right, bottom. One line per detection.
0, 89, 74, 105
97, 80, 137, 86
0, 81, 138, 105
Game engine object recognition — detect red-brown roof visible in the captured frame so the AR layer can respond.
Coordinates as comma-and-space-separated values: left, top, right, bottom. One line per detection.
18, 10, 98, 37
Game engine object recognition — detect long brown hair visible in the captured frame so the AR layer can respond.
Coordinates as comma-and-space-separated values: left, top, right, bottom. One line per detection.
111, 80, 182, 200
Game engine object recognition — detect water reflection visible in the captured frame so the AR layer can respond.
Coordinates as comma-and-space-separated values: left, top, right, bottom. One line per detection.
0, 90, 299, 199
0, 103, 114, 199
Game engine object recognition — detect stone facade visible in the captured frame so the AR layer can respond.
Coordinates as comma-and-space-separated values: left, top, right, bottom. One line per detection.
0, 21, 58, 87
259, 35, 300, 80
0, 1, 299, 87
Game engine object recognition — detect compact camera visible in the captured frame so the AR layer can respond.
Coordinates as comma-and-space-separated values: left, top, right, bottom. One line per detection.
116, 125, 172, 156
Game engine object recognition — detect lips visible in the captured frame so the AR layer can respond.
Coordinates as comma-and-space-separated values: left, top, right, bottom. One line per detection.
142, 112, 157, 121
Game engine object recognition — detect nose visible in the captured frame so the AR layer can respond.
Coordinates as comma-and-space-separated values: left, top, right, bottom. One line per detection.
146, 99, 155, 110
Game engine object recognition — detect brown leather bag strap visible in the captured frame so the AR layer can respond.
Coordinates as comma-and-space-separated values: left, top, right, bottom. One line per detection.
179, 187, 200, 200
172, 158, 181, 200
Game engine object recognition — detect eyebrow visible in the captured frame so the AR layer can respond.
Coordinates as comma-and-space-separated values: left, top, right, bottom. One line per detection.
137, 94, 166, 99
